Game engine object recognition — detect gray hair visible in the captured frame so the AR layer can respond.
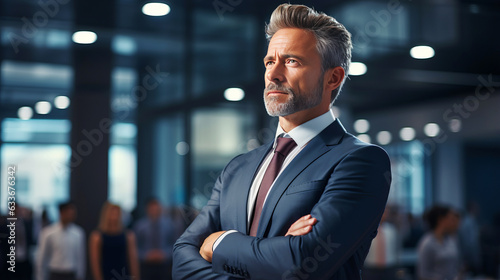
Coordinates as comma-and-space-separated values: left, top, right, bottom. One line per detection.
265, 4, 352, 103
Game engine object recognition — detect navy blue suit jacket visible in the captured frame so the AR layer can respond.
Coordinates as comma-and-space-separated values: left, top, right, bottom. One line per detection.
173, 120, 391, 279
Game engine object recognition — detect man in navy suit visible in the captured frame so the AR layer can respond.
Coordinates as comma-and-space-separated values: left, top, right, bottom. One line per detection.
173, 4, 391, 279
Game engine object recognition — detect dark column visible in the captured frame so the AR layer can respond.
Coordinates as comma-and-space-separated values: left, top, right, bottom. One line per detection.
136, 58, 157, 217
69, 0, 115, 236
183, 0, 194, 206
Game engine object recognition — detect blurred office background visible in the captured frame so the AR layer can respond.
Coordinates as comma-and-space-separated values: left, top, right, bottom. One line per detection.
0, 0, 499, 279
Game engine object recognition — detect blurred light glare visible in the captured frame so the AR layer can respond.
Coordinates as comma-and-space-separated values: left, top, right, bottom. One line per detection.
349, 62, 367, 76
376, 131, 392, 145
54, 96, 70, 109
354, 119, 370, 133
142, 3, 171, 16
35, 101, 52, 115
449, 118, 462, 133
410, 45, 435, 59
176, 141, 189, 155
357, 134, 371, 143
400, 127, 416, 141
224, 88, 245, 101
424, 123, 440, 137
18, 106, 33, 120
112, 36, 137, 55
72, 31, 97, 44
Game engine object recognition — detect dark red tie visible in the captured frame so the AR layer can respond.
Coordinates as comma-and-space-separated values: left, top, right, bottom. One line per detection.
249, 137, 297, 236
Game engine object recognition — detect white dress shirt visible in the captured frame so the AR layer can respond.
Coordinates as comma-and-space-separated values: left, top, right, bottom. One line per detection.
36, 222, 86, 280
214, 109, 336, 249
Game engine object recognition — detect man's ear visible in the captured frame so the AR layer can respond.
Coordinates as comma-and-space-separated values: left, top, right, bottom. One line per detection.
324, 66, 345, 93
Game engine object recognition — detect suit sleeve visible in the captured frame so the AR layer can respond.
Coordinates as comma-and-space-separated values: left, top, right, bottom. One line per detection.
212, 145, 391, 279
172, 156, 240, 280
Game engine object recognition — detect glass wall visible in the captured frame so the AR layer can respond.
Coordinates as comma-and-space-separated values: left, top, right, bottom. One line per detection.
0, 119, 71, 221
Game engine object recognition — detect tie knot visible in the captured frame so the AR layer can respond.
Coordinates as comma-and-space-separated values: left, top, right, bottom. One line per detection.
275, 137, 297, 157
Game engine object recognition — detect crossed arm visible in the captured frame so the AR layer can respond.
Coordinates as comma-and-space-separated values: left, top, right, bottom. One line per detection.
173, 145, 390, 279
199, 214, 318, 262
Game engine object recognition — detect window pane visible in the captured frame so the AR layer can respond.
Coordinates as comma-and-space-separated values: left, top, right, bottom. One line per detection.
191, 107, 255, 209
0, 144, 70, 220
154, 114, 185, 206
108, 144, 137, 212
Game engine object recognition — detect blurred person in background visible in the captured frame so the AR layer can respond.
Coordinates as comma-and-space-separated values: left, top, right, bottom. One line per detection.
417, 205, 462, 280
134, 198, 176, 280
458, 201, 482, 276
363, 206, 400, 280
36, 201, 85, 280
89, 202, 140, 280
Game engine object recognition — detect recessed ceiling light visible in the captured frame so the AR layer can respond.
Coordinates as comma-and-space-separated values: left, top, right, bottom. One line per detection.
142, 3, 171, 16
354, 119, 370, 134
410, 45, 435, 59
376, 131, 392, 145
400, 127, 416, 141
176, 141, 189, 155
224, 87, 245, 101
18, 106, 33, 120
35, 101, 52, 115
54, 96, 70, 109
357, 134, 371, 143
449, 118, 462, 133
424, 123, 440, 137
72, 31, 97, 44
349, 62, 367, 76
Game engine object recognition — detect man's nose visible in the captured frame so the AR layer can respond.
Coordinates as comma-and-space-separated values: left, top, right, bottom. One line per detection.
266, 63, 285, 83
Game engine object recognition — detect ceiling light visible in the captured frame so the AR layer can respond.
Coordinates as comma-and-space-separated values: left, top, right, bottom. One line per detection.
142, 3, 171, 16
410, 45, 435, 59
54, 96, 70, 109
72, 31, 97, 44
354, 119, 370, 133
357, 134, 371, 143
35, 101, 52, 115
424, 123, 440, 137
400, 127, 416, 141
176, 141, 189, 155
18, 106, 33, 120
449, 118, 462, 133
349, 62, 367, 76
224, 87, 245, 101
376, 131, 392, 145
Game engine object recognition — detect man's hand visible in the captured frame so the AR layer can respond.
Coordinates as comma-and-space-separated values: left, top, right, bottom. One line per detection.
285, 214, 317, 236
199, 231, 226, 263
199, 215, 315, 263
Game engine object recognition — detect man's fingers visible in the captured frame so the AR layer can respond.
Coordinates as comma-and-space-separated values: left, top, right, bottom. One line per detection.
285, 214, 317, 236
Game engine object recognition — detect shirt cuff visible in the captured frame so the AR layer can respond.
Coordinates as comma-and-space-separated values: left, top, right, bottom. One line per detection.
213, 230, 238, 251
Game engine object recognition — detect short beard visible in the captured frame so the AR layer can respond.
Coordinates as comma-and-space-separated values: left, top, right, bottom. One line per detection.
263, 76, 324, 117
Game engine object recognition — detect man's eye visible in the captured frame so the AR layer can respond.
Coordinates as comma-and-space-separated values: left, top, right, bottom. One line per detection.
265, 61, 275, 67
287, 59, 298, 65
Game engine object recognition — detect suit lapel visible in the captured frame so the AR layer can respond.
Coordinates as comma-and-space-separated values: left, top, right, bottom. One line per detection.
256, 120, 346, 236
233, 142, 273, 233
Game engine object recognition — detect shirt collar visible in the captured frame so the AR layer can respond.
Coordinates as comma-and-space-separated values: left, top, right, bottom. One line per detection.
274, 109, 336, 148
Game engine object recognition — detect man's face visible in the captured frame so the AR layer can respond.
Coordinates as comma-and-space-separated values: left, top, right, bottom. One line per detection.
147, 201, 162, 220
60, 205, 76, 224
263, 28, 326, 117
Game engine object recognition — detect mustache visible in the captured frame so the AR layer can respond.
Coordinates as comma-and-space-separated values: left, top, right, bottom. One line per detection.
264, 83, 295, 95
